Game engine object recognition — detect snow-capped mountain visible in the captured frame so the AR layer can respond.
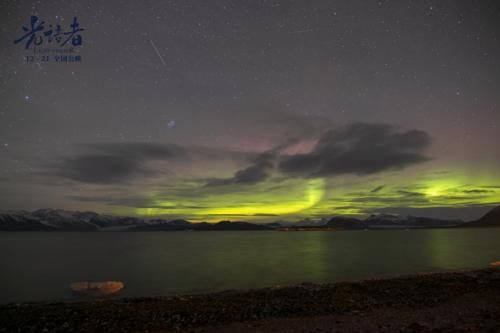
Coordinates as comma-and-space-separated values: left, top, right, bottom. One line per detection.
0, 209, 144, 231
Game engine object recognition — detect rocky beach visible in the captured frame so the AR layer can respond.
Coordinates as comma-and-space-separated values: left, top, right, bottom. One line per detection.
1, 267, 499, 332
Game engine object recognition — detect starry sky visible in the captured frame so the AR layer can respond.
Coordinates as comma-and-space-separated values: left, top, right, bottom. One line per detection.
1, 0, 500, 222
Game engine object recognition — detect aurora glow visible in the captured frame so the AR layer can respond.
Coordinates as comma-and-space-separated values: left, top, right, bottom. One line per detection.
108, 165, 500, 222
133, 178, 325, 221
1, 1, 499, 222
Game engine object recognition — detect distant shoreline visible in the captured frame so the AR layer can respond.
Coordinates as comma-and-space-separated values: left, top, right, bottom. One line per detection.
2, 206, 499, 231
1, 225, 500, 232
2, 267, 499, 332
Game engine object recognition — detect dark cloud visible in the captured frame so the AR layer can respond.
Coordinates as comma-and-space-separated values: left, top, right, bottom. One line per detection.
52, 124, 432, 187
371, 185, 385, 193
205, 123, 431, 186
351, 194, 428, 205
398, 190, 425, 197
53, 143, 182, 184
463, 189, 494, 194
206, 152, 275, 186
77, 143, 182, 159
279, 123, 432, 177
232, 156, 274, 184
54, 142, 260, 185
56, 154, 150, 184
205, 138, 299, 186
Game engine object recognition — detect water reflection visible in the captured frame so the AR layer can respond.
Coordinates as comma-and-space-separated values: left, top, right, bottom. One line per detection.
1, 229, 500, 303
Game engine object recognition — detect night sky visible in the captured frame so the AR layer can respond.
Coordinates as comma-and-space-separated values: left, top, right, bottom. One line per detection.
1, 0, 499, 222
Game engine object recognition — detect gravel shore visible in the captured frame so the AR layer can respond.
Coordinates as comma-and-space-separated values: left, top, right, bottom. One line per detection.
1, 268, 499, 332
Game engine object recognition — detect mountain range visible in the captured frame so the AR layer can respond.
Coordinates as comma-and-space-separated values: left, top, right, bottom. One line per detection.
460, 206, 500, 228
0, 206, 499, 231
325, 214, 463, 230
0, 209, 270, 231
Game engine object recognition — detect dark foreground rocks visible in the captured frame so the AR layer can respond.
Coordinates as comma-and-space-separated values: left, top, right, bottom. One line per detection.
1, 268, 500, 332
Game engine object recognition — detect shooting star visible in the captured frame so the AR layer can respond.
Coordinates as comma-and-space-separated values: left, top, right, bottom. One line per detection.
150, 40, 166, 66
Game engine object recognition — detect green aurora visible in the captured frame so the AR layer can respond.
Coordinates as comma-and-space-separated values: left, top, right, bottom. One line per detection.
2, 1, 500, 224
112, 166, 500, 222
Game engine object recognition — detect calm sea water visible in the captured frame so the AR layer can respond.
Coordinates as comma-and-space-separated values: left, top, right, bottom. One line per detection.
1, 229, 499, 303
